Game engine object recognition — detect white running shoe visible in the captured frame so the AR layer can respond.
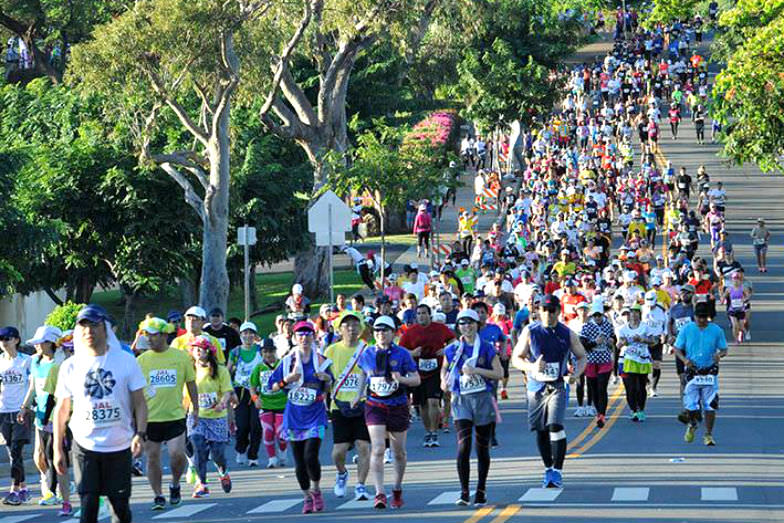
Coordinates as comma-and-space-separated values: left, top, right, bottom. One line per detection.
573, 406, 585, 417
276, 447, 287, 467
587, 405, 597, 416
384, 448, 393, 464
334, 471, 349, 498
266, 456, 279, 469
354, 484, 369, 501
745, 331, 751, 341
235, 452, 247, 465
248, 459, 259, 467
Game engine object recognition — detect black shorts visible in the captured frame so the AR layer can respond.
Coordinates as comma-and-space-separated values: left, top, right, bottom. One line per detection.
412, 373, 443, 406
72, 442, 132, 497
39, 428, 72, 467
147, 418, 187, 443
332, 409, 370, 444
650, 343, 663, 362
0, 412, 31, 444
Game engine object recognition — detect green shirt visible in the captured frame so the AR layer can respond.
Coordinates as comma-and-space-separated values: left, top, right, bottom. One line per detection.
137, 348, 196, 423
249, 360, 286, 411
455, 267, 477, 294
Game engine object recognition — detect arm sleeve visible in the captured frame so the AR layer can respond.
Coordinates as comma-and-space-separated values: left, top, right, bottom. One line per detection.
127, 358, 147, 392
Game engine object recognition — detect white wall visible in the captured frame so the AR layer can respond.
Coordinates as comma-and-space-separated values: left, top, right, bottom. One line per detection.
0, 290, 64, 340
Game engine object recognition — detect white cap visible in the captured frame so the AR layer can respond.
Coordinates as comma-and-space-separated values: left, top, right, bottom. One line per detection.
662, 269, 674, 279
432, 312, 446, 323
645, 290, 658, 302
26, 325, 62, 345
239, 321, 258, 333
292, 283, 304, 295
185, 306, 207, 318
373, 315, 397, 330
429, 270, 439, 278
410, 263, 419, 271
623, 271, 636, 283
388, 273, 398, 282
460, 258, 469, 265
650, 276, 662, 286
456, 309, 480, 323
492, 303, 506, 315
590, 300, 605, 315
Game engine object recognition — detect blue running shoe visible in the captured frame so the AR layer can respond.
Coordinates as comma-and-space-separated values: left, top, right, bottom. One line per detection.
549, 469, 563, 489
542, 468, 553, 488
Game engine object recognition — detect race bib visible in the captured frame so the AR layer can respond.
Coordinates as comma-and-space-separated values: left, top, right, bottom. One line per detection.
625, 343, 650, 361
339, 373, 360, 394
368, 376, 399, 397
0, 371, 24, 386
730, 298, 743, 310
459, 373, 486, 394
675, 317, 692, 330
418, 358, 438, 372
83, 399, 122, 428
149, 369, 177, 388
691, 374, 716, 386
259, 370, 274, 395
288, 387, 318, 406
753, 238, 766, 246
198, 391, 218, 409
532, 362, 561, 382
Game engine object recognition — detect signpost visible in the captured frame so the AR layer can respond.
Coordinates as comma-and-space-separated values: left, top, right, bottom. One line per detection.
237, 225, 257, 321
307, 191, 352, 303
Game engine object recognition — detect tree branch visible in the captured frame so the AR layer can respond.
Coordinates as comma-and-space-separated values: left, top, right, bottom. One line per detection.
160, 162, 206, 221
279, 66, 317, 126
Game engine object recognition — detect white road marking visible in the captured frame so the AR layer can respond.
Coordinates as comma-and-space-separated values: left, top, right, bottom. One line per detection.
246, 498, 302, 513
701, 487, 738, 501
153, 503, 217, 519
519, 488, 563, 502
611, 487, 650, 501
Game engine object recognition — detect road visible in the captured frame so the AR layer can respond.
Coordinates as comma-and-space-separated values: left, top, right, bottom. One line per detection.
3, 37, 784, 523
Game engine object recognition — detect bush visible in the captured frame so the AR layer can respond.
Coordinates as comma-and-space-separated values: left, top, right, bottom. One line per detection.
45, 301, 86, 331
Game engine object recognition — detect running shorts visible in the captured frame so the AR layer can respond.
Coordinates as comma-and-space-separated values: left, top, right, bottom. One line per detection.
72, 442, 132, 497
526, 382, 567, 432
332, 408, 370, 444
451, 390, 495, 426
683, 376, 719, 412
147, 418, 187, 443
364, 402, 410, 433
0, 412, 31, 444
649, 343, 664, 362
412, 373, 443, 406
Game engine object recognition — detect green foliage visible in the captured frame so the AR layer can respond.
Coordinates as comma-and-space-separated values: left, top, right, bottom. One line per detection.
642, 0, 701, 28
44, 301, 86, 331
710, 0, 784, 63
711, 5, 784, 172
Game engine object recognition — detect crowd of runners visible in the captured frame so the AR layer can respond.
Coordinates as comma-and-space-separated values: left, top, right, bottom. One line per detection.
0, 4, 773, 522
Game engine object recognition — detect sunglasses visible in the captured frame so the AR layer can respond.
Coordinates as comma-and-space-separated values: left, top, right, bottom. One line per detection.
541, 307, 559, 313
457, 320, 476, 326
373, 327, 392, 333
0, 336, 9, 342
294, 330, 313, 336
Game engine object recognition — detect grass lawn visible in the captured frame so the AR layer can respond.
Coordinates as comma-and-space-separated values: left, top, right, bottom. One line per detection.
362, 233, 418, 246
92, 269, 365, 340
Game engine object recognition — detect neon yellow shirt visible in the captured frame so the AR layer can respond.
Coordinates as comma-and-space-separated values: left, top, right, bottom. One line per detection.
193, 365, 232, 419
137, 348, 195, 422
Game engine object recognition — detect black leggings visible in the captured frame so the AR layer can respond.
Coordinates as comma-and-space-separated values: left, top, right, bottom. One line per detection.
358, 263, 375, 291
291, 438, 321, 491
455, 420, 491, 494
6, 440, 25, 485
234, 389, 262, 460
623, 373, 648, 412
586, 372, 611, 416
80, 493, 131, 523
575, 374, 590, 406
461, 236, 473, 257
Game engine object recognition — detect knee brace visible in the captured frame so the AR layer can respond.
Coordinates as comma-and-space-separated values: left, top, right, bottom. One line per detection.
549, 430, 566, 441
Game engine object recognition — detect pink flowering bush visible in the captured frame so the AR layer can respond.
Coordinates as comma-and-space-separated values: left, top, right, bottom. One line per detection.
401, 110, 458, 166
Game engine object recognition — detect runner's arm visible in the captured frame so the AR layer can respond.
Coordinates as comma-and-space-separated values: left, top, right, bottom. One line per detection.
185, 380, 199, 420
53, 396, 72, 475
569, 330, 587, 378
511, 325, 534, 372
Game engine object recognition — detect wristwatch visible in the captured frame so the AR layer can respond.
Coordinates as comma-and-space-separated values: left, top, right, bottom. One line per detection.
135, 431, 148, 442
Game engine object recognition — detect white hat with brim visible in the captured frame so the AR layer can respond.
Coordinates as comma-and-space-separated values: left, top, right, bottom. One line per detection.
239, 321, 258, 333
456, 309, 480, 323
373, 315, 397, 330
26, 325, 62, 345
185, 306, 207, 318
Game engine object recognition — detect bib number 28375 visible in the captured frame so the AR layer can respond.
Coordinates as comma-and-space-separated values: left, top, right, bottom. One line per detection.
85, 401, 122, 428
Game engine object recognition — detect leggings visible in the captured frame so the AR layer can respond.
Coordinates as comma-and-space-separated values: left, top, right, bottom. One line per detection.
260, 411, 287, 458
5, 440, 26, 485
461, 236, 473, 256
358, 263, 375, 291
455, 420, 491, 494
586, 372, 611, 416
623, 373, 648, 412
190, 434, 227, 484
575, 375, 590, 407
417, 231, 431, 249
291, 438, 321, 491
234, 390, 262, 460
80, 493, 131, 523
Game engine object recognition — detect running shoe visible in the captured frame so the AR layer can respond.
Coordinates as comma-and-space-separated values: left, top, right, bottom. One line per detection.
235, 452, 247, 465
384, 448, 393, 464
630, 411, 640, 422
58, 501, 73, 517
423, 433, 432, 448
151, 496, 166, 510
549, 469, 564, 489
455, 491, 470, 506
704, 434, 716, 446
219, 472, 232, 493
737, 331, 743, 344
248, 459, 259, 468
745, 331, 752, 341
649, 388, 658, 397
441, 420, 450, 434
302, 494, 314, 514
186, 465, 197, 484
684, 424, 697, 443
267, 456, 279, 468
170, 484, 182, 506
573, 406, 585, 417
431, 433, 440, 447
596, 414, 606, 428
334, 470, 349, 498
192, 484, 210, 498
354, 484, 369, 501
311, 489, 325, 512
637, 411, 647, 422
18, 489, 31, 504
39, 491, 60, 506
587, 405, 597, 416
374, 493, 387, 509
500, 389, 509, 400
3, 491, 20, 506
390, 489, 404, 509
132, 459, 144, 477
541, 468, 553, 488
473, 490, 487, 507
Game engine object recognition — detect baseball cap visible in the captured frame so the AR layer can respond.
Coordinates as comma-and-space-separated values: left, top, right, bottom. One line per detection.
293, 321, 315, 333
239, 321, 258, 333
332, 310, 364, 330
644, 290, 657, 302
590, 301, 605, 315
26, 325, 63, 345
456, 309, 480, 324
166, 310, 183, 322
373, 315, 397, 330
185, 306, 207, 318
681, 284, 696, 293
694, 302, 711, 317
460, 259, 469, 266
541, 294, 560, 310
650, 276, 662, 286
260, 338, 275, 351
576, 301, 591, 310
492, 303, 506, 315
188, 335, 217, 355
76, 304, 110, 324
432, 312, 446, 323
0, 326, 20, 340
208, 307, 224, 317
292, 283, 304, 295
139, 318, 174, 335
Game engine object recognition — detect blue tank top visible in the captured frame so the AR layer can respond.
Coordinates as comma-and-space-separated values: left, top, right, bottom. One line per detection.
527, 322, 571, 392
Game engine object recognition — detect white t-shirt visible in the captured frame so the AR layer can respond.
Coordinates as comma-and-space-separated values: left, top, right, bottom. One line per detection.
0, 353, 31, 413
55, 348, 146, 452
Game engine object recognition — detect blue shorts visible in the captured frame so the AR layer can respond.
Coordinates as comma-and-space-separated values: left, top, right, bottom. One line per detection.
683, 376, 719, 412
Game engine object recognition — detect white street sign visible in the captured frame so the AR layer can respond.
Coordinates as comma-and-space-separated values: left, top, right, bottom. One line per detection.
237, 226, 257, 246
308, 190, 352, 246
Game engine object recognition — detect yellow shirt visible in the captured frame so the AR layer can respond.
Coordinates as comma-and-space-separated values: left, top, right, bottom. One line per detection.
552, 261, 576, 278
628, 221, 647, 239
137, 348, 196, 422
193, 365, 232, 419
654, 289, 672, 309
324, 341, 366, 409
171, 332, 226, 364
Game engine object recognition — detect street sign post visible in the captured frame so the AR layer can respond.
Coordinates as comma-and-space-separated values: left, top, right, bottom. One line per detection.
308, 191, 352, 303
237, 225, 257, 320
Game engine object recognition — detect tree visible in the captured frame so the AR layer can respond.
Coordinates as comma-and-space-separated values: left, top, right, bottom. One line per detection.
641, 0, 700, 29
711, 1, 784, 172
68, 0, 314, 313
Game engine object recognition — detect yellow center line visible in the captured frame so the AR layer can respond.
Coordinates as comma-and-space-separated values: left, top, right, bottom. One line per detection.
488, 504, 522, 523
566, 383, 624, 451
463, 505, 495, 523
567, 386, 627, 459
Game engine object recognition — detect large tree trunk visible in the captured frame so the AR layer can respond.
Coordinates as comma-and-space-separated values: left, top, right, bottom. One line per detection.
294, 239, 330, 299
178, 276, 198, 308
121, 289, 138, 338
198, 107, 232, 313
74, 276, 94, 304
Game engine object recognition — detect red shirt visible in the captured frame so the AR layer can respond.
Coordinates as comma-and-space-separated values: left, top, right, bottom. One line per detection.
399, 322, 456, 376
561, 293, 587, 322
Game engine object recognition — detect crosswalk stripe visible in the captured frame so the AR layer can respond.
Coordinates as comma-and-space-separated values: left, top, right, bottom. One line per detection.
519, 488, 563, 502
336, 498, 374, 510
427, 490, 474, 505
246, 498, 302, 514
611, 487, 650, 501
701, 487, 738, 501
153, 503, 217, 519
0, 515, 42, 523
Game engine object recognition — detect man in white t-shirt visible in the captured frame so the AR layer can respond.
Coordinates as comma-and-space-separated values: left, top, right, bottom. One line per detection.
54, 304, 147, 523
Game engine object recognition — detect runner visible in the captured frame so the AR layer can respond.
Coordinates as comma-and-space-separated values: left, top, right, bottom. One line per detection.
136, 317, 198, 509
187, 335, 234, 498
267, 321, 333, 513
669, 285, 696, 424
579, 302, 616, 428
512, 294, 586, 489
442, 308, 503, 506
358, 315, 420, 509
674, 302, 728, 446
227, 322, 264, 467
750, 218, 770, 272
642, 290, 667, 397
617, 304, 655, 421
171, 306, 226, 364
0, 325, 32, 505
399, 304, 455, 448
722, 273, 750, 344
249, 338, 288, 468
323, 311, 371, 500
203, 307, 242, 362
52, 304, 148, 523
